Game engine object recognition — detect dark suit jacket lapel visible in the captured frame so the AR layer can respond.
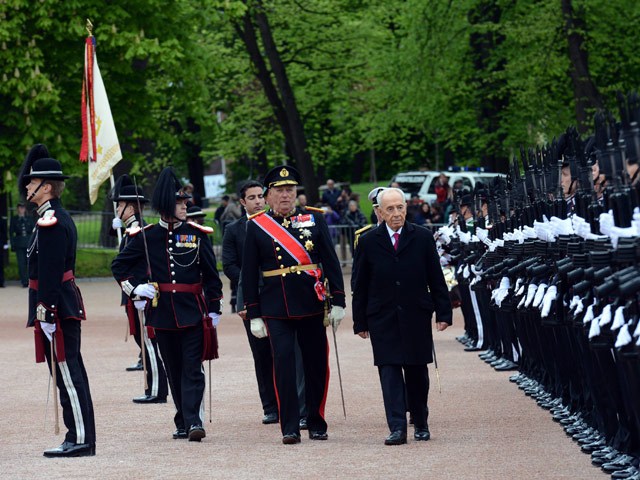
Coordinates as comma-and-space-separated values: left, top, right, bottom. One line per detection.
375, 223, 395, 253
396, 222, 414, 255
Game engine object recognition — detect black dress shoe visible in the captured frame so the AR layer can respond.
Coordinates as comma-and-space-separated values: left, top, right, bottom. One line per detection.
384, 430, 407, 446
495, 360, 518, 371
464, 345, 482, 352
611, 466, 639, 479
126, 360, 143, 371
601, 454, 635, 473
262, 412, 279, 424
43, 441, 95, 457
173, 428, 188, 439
299, 417, 308, 430
282, 433, 301, 445
414, 427, 431, 441
188, 425, 206, 442
309, 431, 328, 440
132, 395, 167, 404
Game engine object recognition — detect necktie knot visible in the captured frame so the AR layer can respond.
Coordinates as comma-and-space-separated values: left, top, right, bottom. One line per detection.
392, 232, 400, 251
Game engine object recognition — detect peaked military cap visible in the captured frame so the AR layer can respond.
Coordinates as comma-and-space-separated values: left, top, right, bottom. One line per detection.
367, 187, 387, 207
264, 165, 300, 189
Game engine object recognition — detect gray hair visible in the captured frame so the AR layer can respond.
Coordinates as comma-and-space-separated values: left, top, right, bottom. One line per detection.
377, 187, 406, 206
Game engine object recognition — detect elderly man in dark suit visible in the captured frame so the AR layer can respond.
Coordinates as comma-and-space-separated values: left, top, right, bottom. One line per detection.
352, 187, 452, 446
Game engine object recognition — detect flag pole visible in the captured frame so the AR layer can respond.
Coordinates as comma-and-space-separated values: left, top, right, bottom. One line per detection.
110, 172, 122, 244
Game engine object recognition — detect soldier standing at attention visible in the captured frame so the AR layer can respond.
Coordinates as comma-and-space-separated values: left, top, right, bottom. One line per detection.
20, 144, 96, 457
111, 167, 223, 442
110, 174, 168, 404
241, 165, 346, 445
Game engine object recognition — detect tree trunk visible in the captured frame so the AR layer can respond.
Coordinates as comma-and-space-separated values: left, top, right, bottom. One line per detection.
561, 0, 603, 134
252, 1, 319, 204
468, 2, 509, 174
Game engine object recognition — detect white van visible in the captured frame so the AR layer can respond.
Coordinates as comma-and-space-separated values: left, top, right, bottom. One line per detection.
390, 169, 505, 204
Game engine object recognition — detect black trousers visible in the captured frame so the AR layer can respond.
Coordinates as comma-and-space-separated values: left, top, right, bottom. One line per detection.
378, 364, 429, 433
242, 319, 278, 416
42, 319, 96, 445
266, 314, 329, 436
129, 307, 168, 400
155, 323, 205, 431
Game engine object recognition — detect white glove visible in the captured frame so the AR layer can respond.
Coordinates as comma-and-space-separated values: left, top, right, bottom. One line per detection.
328, 306, 345, 330
541, 286, 558, 318
3, 243, 8, 250
112, 217, 123, 229
532, 283, 547, 308
250, 318, 268, 338
598, 304, 612, 327
209, 312, 220, 327
133, 283, 156, 299
524, 284, 538, 308
614, 324, 632, 348
134, 300, 147, 310
41, 322, 56, 341
611, 307, 626, 331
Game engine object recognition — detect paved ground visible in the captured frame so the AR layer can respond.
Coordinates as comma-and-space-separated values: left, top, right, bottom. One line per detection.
0, 276, 605, 479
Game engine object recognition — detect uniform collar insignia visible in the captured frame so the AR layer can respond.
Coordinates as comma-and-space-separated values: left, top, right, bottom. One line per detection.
37, 201, 52, 216
159, 219, 182, 230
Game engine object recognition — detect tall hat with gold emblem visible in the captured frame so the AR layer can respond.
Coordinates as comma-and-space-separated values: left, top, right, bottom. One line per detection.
263, 164, 301, 190
18, 144, 69, 200
152, 167, 192, 218
109, 174, 148, 203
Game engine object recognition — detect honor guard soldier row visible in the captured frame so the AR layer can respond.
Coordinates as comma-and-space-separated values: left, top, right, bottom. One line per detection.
437, 92, 640, 479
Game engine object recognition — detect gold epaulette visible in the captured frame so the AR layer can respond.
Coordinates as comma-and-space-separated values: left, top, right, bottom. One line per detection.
354, 224, 374, 236
304, 206, 325, 213
248, 210, 266, 220
354, 224, 374, 249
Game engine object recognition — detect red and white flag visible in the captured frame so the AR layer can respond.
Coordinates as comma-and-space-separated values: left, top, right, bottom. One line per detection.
80, 35, 122, 204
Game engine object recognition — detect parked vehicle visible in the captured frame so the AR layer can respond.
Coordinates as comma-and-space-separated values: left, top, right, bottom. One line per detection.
390, 168, 505, 204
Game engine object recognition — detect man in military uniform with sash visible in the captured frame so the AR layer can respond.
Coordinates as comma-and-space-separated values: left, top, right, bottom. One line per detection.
242, 165, 346, 444
110, 175, 168, 404
111, 167, 223, 442
20, 144, 96, 457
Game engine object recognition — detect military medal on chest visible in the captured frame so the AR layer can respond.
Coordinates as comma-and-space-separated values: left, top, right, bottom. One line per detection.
175, 233, 198, 248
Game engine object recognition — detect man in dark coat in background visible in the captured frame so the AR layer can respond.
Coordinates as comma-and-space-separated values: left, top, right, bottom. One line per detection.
222, 180, 280, 425
352, 187, 452, 446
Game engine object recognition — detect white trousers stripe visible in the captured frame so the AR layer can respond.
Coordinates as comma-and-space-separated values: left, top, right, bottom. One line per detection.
469, 287, 484, 348
143, 336, 159, 397
57, 359, 86, 444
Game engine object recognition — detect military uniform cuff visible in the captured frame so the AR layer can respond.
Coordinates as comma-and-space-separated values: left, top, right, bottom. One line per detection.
121, 279, 137, 297
331, 292, 346, 308
246, 303, 261, 320
36, 302, 57, 324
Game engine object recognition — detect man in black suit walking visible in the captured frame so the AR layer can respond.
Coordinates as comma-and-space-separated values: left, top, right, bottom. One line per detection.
222, 180, 280, 425
352, 187, 452, 446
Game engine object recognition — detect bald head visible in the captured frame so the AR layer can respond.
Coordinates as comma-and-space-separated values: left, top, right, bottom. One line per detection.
378, 188, 406, 231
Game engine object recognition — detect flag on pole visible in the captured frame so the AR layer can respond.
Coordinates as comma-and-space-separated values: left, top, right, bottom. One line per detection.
80, 29, 122, 204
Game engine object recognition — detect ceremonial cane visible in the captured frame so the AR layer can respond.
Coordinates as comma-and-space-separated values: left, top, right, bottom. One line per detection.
432, 342, 442, 394
139, 309, 148, 390
325, 279, 347, 418
208, 360, 212, 423
51, 338, 60, 434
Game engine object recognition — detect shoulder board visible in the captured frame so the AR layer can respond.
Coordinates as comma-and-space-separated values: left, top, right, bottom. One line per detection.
304, 206, 324, 213
187, 221, 214, 234
128, 224, 154, 237
37, 210, 57, 227
354, 224, 374, 236
248, 210, 266, 220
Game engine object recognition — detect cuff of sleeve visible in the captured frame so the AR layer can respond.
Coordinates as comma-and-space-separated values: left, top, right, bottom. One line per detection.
121, 279, 138, 297
331, 292, 346, 308
208, 300, 221, 315
246, 303, 262, 320
36, 302, 57, 323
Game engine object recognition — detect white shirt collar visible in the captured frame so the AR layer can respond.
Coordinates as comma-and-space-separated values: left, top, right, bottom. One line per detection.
159, 219, 182, 230
385, 223, 402, 239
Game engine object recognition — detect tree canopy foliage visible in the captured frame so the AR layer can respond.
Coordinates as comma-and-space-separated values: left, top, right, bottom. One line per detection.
1, 0, 639, 207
